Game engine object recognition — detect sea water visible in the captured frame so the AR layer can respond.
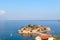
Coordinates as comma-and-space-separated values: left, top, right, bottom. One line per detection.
0, 20, 60, 40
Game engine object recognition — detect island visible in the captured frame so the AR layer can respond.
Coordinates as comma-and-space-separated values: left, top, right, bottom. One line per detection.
18, 24, 51, 35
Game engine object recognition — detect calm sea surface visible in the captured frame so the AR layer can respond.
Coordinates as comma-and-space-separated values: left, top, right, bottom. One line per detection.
0, 20, 60, 40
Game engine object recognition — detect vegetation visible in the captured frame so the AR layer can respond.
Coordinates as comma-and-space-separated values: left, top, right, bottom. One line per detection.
30, 30, 32, 32
44, 28, 46, 30
32, 38, 35, 40
4, 37, 8, 40
28, 24, 31, 27
53, 36, 60, 40
26, 27, 28, 28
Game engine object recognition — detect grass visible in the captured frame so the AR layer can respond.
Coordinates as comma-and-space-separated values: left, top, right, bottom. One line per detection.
53, 35, 60, 40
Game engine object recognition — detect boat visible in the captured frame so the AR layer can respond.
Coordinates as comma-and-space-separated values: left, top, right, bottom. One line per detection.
10, 33, 13, 37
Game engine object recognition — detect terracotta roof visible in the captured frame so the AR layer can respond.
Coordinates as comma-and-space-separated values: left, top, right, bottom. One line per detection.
25, 28, 32, 31
39, 35, 52, 39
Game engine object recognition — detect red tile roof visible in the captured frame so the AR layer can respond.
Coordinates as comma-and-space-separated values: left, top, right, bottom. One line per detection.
39, 35, 52, 39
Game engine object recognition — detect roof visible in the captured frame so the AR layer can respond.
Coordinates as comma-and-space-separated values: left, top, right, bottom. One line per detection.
25, 27, 32, 31
39, 35, 53, 39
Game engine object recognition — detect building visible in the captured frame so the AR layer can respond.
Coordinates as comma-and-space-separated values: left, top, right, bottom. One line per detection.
35, 34, 55, 40
18, 25, 51, 34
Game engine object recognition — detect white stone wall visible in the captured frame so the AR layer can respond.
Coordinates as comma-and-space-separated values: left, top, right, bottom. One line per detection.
48, 37, 54, 40
35, 36, 41, 40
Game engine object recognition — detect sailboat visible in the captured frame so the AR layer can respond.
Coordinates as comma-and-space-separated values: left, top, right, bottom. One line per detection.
10, 33, 13, 37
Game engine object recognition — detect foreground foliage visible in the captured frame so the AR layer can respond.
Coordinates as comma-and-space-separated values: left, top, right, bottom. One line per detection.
53, 36, 60, 40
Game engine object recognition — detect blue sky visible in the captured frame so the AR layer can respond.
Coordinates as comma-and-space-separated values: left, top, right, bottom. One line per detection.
0, 0, 60, 20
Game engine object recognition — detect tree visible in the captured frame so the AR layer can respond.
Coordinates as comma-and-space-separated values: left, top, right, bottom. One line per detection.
30, 30, 32, 32
28, 24, 31, 27
44, 28, 46, 30
4, 37, 8, 40
32, 38, 35, 40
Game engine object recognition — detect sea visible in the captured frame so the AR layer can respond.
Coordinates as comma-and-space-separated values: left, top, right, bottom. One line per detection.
0, 20, 60, 40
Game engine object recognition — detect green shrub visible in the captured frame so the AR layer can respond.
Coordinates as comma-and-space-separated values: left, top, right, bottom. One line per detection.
4, 38, 8, 40
32, 38, 35, 40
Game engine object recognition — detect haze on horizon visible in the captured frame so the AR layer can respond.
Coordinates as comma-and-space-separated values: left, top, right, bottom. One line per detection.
0, 0, 60, 20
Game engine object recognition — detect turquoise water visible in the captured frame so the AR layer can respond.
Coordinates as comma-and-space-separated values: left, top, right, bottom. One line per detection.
0, 20, 60, 40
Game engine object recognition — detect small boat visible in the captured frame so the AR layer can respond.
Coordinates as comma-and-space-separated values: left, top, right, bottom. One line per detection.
10, 33, 13, 37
